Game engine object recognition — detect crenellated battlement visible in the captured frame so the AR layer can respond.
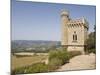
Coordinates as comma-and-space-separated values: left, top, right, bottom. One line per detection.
66, 18, 89, 29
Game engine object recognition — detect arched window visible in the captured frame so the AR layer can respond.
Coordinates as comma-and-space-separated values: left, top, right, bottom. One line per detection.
73, 31, 77, 41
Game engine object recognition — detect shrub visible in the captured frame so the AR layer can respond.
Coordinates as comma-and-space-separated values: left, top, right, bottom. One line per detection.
12, 67, 25, 75
48, 58, 63, 71
25, 63, 48, 73
49, 58, 63, 66
68, 51, 82, 58
88, 49, 96, 54
49, 49, 70, 66
85, 31, 96, 54
12, 63, 49, 75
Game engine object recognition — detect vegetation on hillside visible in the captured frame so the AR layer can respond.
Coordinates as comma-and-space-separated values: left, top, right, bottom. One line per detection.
12, 63, 49, 75
11, 40, 60, 53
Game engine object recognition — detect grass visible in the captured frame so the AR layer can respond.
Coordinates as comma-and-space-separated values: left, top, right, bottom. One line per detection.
11, 54, 48, 70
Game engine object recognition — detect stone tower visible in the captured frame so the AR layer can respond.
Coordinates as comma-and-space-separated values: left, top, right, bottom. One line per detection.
61, 10, 70, 46
61, 10, 89, 54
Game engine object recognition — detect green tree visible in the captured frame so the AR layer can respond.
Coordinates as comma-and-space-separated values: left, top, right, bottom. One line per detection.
86, 25, 96, 53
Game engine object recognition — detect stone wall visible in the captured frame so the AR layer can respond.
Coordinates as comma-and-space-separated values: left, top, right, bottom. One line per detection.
67, 46, 85, 54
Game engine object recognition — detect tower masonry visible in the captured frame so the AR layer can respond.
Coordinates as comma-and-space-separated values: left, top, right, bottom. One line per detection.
61, 10, 89, 54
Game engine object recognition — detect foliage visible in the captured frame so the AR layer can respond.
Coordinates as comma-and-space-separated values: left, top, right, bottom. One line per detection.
85, 25, 96, 54
87, 49, 96, 54
49, 58, 63, 66
48, 58, 63, 71
86, 32, 96, 53
12, 63, 49, 75
49, 49, 70, 66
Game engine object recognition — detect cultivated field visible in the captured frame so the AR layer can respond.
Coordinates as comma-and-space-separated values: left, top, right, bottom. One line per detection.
11, 53, 48, 70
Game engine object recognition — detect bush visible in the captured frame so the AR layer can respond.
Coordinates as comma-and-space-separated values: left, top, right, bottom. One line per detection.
25, 63, 48, 73
49, 58, 63, 66
68, 51, 82, 58
85, 31, 96, 54
12, 67, 25, 75
88, 49, 96, 54
12, 63, 49, 75
49, 49, 70, 66
48, 58, 63, 71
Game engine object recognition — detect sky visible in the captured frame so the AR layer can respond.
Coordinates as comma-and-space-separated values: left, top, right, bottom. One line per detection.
11, 0, 96, 41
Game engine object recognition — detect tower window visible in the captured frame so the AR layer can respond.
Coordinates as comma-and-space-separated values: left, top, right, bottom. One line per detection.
73, 31, 77, 42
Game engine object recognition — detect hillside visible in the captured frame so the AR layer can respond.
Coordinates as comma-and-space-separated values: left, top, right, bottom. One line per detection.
11, 40, 61, 53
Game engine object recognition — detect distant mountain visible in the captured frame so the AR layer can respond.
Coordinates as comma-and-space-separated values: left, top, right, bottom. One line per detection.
11, 40, 61, 51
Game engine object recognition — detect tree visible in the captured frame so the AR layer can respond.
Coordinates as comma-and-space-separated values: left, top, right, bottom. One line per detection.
85, 25, 96, 53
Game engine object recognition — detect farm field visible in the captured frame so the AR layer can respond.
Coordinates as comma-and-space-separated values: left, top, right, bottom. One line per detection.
11, 54, 48, 70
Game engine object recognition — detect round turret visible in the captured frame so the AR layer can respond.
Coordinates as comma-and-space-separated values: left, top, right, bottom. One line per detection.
61, 9, 69, 17
61, 9, 69, 46
61, 9, 70, 22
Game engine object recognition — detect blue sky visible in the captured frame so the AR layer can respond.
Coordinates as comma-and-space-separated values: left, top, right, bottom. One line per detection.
11, 0, 96, 41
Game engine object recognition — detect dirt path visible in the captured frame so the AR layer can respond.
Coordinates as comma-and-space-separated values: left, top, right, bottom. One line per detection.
57, 53, 96, 71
